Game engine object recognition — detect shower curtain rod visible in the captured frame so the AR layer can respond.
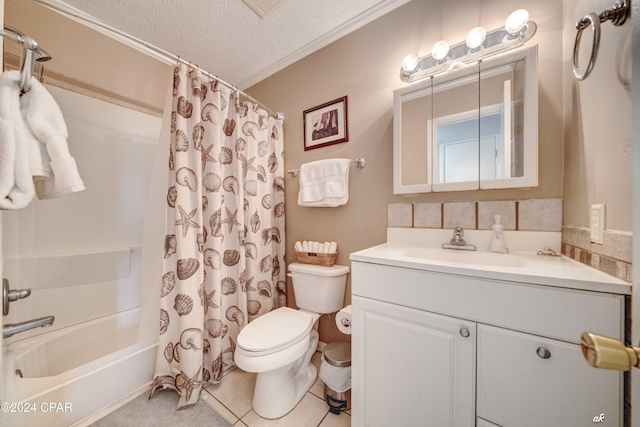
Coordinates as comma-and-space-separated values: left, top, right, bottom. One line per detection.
31, 0, 283, 119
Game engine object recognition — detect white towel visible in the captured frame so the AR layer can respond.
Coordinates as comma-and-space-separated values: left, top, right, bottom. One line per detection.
20, 75, 85, 199
0, 71, 35, 209
297, 158, 351, 207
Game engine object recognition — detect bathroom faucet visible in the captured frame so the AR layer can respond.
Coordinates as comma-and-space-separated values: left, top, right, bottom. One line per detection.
3, 315, 55, 338
450, 227, 466, 246
442, 227, 477, 251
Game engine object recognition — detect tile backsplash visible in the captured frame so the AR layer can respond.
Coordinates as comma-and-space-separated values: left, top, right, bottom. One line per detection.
388, 198, 563, 232
388, 198, 632, 283
562, 226, 632, 283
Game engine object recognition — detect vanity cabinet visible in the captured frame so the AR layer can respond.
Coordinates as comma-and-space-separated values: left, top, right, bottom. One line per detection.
350, 261, 625, 427
477, 325, 621, 426
352, 296, 476, 426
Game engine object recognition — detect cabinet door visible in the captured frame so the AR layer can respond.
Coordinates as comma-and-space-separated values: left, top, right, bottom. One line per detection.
477, 324, 622, 426
352, 296, 475, 427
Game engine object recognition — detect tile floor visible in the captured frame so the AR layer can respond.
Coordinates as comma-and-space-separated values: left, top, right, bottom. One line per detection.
201, 351, 352, 427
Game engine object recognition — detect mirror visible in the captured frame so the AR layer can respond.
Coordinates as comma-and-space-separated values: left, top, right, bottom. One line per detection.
393, 45, 538, 194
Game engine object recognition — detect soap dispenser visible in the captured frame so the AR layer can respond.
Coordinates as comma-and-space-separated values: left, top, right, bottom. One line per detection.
488, 215, 509, 254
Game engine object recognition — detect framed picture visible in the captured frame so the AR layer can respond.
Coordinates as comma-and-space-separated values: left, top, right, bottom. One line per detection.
303, 96, 348, 150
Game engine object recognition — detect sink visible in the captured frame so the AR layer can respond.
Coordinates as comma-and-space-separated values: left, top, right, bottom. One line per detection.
403, 247, 524, 268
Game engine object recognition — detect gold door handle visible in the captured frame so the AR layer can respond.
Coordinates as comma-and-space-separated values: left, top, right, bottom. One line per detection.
580, 332, 640, 371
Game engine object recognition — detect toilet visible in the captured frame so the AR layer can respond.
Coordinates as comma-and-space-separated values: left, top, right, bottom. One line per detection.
234, 262, 349, 419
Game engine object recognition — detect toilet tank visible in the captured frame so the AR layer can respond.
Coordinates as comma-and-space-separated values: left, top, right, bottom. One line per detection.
288, 262, 349, 314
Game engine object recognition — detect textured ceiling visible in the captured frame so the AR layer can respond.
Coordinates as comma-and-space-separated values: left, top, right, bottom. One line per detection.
53, 0, 410, 89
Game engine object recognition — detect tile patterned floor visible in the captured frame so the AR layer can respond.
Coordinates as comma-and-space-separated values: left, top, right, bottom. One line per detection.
202, 351, 351, 427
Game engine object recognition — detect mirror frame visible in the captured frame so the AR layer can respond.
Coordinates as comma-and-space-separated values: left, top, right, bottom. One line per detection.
393, 45, 538, 194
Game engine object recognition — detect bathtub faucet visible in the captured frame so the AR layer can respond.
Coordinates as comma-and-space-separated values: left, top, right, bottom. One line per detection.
3, 315, 55, 338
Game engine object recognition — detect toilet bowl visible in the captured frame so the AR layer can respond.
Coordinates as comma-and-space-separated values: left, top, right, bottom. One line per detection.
234, 262, 349, 419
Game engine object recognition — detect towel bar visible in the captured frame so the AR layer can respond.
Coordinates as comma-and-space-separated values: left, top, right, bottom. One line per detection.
287, 157, 366, 177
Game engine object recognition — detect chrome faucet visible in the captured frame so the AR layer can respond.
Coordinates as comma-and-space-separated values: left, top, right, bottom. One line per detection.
451, 227, 467, 246
3, 315, 55, 338
442, 227, 477, 251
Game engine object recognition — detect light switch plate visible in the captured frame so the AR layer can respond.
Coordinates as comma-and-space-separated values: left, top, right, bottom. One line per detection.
590, 204, 606, 244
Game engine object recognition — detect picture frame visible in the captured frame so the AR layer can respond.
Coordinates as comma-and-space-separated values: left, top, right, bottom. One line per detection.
303, 96, 348, 150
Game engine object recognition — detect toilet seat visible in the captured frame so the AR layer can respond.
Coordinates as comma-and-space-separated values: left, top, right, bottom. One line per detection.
237, 307, 313, 356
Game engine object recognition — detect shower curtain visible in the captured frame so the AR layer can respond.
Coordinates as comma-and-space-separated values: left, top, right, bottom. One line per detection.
150, 65, 286, 407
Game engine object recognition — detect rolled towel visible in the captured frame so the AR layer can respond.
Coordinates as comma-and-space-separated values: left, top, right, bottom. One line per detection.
0, 71, 35, 209
311, 241, 319, 252
21, 75, 85, 200
318, 243, 327, 253
294, 241, 303, 252
302, 241, 309, 252
328, 241, 338, 254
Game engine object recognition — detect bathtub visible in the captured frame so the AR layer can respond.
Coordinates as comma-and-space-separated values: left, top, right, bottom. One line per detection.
2, 308, 157, 427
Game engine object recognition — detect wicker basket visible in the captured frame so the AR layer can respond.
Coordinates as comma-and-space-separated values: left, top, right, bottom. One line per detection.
295, 251, 337, 267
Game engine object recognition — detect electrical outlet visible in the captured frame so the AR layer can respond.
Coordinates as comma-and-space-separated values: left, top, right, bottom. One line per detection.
590, 204, 606, 244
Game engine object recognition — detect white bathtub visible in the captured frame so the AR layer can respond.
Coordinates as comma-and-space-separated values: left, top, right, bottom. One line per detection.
2, 308, 157, 427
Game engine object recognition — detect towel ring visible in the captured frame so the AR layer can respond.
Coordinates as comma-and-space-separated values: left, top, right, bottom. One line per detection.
573, 13, 600, 81
572, 0, 630, 81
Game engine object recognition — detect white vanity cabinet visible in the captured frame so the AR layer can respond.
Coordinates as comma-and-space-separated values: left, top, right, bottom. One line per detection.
352, 296, 476, 426
477, 325, 621, 426
350, 257, 627, 427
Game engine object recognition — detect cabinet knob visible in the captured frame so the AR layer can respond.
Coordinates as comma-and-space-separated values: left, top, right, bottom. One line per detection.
537, 347, 551, 359
459, 328, 470, 338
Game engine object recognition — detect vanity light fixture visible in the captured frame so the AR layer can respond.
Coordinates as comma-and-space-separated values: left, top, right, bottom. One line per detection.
400, 9, 536, 83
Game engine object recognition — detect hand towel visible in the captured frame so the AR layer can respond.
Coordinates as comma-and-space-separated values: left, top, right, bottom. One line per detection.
297, 158, 351, 207
0, 71, 35, 209
20, 76, 85, 199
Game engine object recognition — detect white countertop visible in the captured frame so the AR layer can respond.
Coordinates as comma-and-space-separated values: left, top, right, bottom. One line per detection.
349, 230, 630, 295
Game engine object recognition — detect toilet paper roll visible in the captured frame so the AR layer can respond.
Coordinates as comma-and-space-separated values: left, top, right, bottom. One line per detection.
336, 305, 352, 335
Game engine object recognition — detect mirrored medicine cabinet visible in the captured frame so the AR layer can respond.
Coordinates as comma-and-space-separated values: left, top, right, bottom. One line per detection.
393, 45, 538, 194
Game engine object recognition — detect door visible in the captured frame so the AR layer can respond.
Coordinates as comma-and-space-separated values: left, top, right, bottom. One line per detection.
351, 296, 475, 427
1, 2, 5, 422
632, 1, 640, 423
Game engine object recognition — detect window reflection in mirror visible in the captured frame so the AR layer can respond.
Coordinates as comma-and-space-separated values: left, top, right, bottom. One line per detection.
431, 64, 480, 189
435, 108, 503, 183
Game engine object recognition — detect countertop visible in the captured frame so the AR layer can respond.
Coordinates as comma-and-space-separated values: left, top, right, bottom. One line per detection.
350, 242, 631, 295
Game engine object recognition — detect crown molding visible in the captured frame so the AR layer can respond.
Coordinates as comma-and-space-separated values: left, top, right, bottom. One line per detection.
238, 0, 411, 89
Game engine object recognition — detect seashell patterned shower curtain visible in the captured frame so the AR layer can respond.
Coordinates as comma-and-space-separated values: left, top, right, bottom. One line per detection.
150, 64, 286, 408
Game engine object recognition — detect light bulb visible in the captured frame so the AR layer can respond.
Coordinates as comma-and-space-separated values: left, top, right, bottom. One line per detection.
431, 40, 450, 61
505, 9, 529, 36
466, 27, 486, 50
402, 54, 419, 74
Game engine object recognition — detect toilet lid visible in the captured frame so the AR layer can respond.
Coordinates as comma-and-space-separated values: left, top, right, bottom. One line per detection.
237, 307, 313, 353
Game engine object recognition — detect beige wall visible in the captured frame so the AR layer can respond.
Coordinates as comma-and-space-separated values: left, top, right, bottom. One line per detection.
247, 0, 564, 343
4, 0, 169, 115
562, 0, 632, 231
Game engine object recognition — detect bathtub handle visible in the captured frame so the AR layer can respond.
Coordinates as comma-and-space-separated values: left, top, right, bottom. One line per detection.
3, 278, 32, 317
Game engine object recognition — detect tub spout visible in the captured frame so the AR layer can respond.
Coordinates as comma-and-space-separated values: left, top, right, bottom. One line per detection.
3, 315, 55, 338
